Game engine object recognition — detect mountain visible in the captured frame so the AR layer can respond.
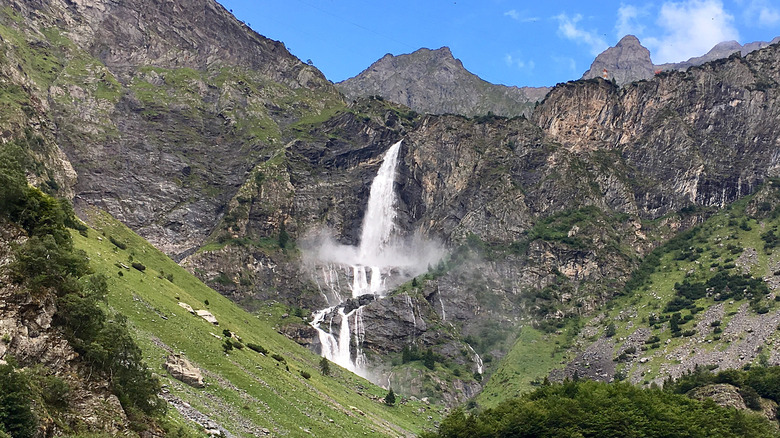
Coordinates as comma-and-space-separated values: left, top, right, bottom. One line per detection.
584, 35, 780, 85
0, 0, 343, 261
337, 47, 548, 117
4, 0, 780, 434
582, 35, 656, 84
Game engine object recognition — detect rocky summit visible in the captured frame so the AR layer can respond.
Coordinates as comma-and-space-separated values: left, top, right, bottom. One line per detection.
338, 46, 549, 117
584, 34, 780, 85
2, 0, 780, 435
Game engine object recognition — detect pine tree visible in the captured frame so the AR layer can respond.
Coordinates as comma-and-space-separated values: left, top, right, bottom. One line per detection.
384, 388, 396, 406
423, 348, 435, 370
319, 357, 330, 376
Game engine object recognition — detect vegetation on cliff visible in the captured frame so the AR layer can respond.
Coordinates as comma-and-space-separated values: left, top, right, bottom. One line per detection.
0, 143, 164, 434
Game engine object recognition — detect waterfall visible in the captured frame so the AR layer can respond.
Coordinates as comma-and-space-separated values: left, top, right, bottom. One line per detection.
466, 343, 484, 375
358, 140, 402, 262
310, 140, 403, 376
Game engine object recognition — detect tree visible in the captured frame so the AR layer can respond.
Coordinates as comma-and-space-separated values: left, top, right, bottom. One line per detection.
0, 361, 36, 438
605, 322, 616, 337
319, 357, 330, 376
423, 348, 436, 370
384, 388, 396, 406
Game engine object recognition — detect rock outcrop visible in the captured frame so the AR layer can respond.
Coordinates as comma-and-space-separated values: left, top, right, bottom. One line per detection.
338, 47, 548, 117
164, 354, 205, 388
584, 35, 780, 86
582, 35, 655, 85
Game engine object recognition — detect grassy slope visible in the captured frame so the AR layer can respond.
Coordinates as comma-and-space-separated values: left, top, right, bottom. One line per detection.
73, 208, 441, 437
479, 184, 780, 409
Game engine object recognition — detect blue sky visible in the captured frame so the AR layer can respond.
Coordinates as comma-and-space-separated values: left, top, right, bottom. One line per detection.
217, 0, 780, 87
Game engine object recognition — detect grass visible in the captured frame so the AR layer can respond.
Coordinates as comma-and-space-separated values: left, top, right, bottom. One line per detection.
475, 183, 780, 406
73, 208, 441, 437
476, 324, 575, 409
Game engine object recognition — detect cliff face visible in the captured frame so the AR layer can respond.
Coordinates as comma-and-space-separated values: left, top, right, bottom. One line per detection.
583, 34, 780, 86
538, 46, 780, 218
337, 47, 548, 117
1, 0, 342, 260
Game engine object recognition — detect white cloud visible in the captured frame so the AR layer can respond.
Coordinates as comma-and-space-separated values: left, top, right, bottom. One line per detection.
759, 7, 780, 26
737, 0, 780, 27
504, 53, 536, 71
504, 9, 539, 23
554, 13, 609, 56
642, 0, 739, 64
615, 4, 648, 39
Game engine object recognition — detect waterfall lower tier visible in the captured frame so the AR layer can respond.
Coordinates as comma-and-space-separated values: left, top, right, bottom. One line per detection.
312, 306, 366, 375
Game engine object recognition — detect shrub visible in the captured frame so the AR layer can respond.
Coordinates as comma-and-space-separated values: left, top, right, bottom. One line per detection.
300, 370, 311, 379
109, 235, 127, 250
271, 354, 286, 364
0, 361, 36, 438
131, 262, 146, 272
740, 386, 762, 410
247, 343, 268, 355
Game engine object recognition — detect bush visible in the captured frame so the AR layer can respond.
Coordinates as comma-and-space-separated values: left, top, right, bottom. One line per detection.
0, 361, 36, 438
740, 386, 762, 410
423, 380, 777, 438
605, 323, 617, 337
271, 354, 286, 364
109, 235, 127, 250
300, 370, 311, 379
131, 262, 146, 272
247, 343, 268, 355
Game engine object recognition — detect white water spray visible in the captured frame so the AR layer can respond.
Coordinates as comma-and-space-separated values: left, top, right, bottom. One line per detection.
310, 140, 404, 376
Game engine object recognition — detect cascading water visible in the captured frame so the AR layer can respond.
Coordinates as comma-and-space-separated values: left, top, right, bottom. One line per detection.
310, 140, 403, 376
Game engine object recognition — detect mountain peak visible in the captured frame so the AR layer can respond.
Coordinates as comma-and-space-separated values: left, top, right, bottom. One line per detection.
582, 35, 655, 85
338, 46, 547, 117
616, 34, 642, 46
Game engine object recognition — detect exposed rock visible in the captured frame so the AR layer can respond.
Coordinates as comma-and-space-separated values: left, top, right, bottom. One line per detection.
164, 354, 205, 388
582, 35, 655, 85
338, 47, 548, 117
178, 302, 196, 314
196, 309, 219, 325
584, 35, 780, 86
278, 323, 319, 348
689, 383, 747, 409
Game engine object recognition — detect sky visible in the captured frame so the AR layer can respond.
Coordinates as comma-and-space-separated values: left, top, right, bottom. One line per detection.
216, 0, 780, 88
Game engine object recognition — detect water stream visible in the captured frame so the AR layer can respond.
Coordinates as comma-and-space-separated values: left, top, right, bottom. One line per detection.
309, 140, 402, 376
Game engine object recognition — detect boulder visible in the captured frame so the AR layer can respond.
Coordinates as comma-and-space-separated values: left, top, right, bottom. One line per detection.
196, 309, 218, 325
178, 302, 195, 314
164, 354, 204, 388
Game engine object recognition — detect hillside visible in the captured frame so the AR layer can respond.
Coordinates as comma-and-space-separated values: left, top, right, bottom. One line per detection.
72, 208, 441, 437
337, 47, 548, 117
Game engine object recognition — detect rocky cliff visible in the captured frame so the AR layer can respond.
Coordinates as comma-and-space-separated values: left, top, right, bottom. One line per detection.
337, 47, 548, 117
584, 35, 780, 85
0, 0, 343, 261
